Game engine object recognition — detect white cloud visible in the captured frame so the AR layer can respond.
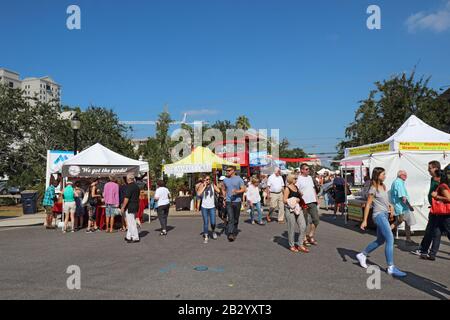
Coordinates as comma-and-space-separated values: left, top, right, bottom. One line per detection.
184, 108, 219, 116
406, 1, 450, 33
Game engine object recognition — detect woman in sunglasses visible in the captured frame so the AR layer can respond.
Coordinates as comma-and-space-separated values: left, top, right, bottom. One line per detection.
197, 175, 222, 243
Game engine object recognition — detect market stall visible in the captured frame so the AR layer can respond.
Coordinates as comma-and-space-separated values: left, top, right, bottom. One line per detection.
60, 143, 150, 226
342, 115, 450, 231
164, 146, 240, 210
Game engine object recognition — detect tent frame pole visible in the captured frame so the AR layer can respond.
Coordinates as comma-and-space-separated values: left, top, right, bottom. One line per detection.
147, 170, 151, 224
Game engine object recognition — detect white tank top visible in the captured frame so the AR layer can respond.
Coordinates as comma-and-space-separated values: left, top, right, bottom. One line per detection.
201, 185, 215, 209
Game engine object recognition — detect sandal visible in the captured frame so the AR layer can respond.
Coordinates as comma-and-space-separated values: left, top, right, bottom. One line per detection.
289, 246, 299, 253
296, 245, 310, 253
303, 240, 312, 247
307, 236, 318, 245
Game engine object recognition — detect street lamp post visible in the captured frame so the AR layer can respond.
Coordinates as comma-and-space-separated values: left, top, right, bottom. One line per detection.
161, 159, 166, 180
70, 114, 81, 155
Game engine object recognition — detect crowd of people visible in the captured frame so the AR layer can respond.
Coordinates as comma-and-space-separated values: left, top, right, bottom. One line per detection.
42, 160, 450, 278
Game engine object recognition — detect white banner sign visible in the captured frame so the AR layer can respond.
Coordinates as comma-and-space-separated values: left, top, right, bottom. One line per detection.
164, 164, 213, 175
46, 150, 75, 191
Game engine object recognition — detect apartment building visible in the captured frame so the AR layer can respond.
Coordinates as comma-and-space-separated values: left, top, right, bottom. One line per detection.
0, 68, 61, 105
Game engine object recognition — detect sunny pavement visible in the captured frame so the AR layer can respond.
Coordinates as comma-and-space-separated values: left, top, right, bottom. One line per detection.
0, 209, 449, 300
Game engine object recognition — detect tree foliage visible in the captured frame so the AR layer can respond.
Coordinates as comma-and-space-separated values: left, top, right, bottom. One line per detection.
335, 71, 450, 160
0, 85, 135, 189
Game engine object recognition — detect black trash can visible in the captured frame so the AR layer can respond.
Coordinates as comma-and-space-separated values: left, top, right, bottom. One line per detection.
21, 190, 38, 214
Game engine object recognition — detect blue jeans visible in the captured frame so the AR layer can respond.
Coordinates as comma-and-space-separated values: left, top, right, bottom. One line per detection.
323, 192, 329, 208
249, 202, 263, 223
201, 207, 216, 235
363, 212, 394, 266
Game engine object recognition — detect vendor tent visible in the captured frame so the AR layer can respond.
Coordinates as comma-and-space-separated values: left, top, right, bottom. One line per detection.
342, 115, 450, 231
61, 143, 149, 177
163, 146, 240, 175
60, 143, 151, 224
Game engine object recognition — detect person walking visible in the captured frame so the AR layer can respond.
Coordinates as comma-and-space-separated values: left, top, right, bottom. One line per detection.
422, 167, 450, 261
390, 170, 414, 243
155, 180, 171, 236
222, 166, 246, 242
118, 177, 128, 232
247, 177, 265, 225
194, 178, 204, 211
411, 161, 442, 257
42, 180, 58, 229
332, 173, 347, 219
62, 181, 76, 233
217, 176, 227, 224
296, 164, 320, 246
259, 174, 268, 206
197, 175, 221, 243
266, 168, 285, 223
357, 167, 407, 277
121, 174, 140, 243
321, 173, 332, 210
284, 174, 309, 253
103, 176, 120, 233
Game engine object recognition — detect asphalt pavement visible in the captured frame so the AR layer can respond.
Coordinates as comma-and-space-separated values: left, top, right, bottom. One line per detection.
0, 209, 449, 300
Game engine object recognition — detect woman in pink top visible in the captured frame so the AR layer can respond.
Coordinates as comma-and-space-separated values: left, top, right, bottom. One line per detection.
103, 176, 120, 233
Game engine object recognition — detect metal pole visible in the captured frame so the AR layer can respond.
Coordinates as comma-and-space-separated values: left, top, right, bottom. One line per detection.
147, 170, 151, 224
344, 163, 348, 224
73, 130, 78, 155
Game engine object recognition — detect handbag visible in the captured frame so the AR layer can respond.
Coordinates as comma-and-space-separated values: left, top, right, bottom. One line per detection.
430, 184, 450, 215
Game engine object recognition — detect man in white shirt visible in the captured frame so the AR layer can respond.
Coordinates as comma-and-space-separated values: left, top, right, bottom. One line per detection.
296, 163, 320, 245
266, 168, 285, 223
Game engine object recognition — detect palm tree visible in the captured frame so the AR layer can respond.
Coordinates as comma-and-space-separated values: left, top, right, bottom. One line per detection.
235, 115, 251, 130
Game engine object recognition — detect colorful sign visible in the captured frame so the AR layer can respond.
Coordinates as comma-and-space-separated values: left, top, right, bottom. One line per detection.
347, 143, 391, 157
46, 150, 75, 191
399, 142, 450, 151
249, 151, 269, 167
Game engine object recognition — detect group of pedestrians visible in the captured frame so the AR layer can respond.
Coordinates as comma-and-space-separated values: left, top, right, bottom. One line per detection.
356, 161, 450, 278
43, 174, 143, 243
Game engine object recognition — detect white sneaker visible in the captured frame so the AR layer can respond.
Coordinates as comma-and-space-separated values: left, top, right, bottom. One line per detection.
212, 232, 218, 240
356, 253, 368, 269
203, 235, 209, 244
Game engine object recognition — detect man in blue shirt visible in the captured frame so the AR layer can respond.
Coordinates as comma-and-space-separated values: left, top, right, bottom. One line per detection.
222, 166, 246, 242
390, 170, 413, 242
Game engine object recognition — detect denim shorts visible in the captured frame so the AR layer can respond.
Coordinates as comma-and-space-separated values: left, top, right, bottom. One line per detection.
105, 205, 119, 217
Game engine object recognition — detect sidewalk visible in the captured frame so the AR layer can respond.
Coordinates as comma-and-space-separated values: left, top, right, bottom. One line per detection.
0, 207, 203, 228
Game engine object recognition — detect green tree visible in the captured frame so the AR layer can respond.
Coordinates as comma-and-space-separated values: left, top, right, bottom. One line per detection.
335, 71, 450, 160
235, 115, 251, 130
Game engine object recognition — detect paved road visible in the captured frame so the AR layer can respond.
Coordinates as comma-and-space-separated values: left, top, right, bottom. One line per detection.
1, 209, 449, 300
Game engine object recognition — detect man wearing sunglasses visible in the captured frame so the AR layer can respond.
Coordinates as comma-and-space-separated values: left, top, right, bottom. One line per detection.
296, 163, 320, 246
222, 166, 246, 242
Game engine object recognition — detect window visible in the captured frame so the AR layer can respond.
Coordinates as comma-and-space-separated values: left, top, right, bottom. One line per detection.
46, 84, 50, 91
9, 82, 13, 88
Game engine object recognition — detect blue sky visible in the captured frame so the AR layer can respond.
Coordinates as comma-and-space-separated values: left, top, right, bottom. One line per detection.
1, 0, 450, 162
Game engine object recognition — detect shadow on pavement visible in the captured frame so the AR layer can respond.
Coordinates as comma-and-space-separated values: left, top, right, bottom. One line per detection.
336, 247, 450, 300
273, 231, 291, 250
139, 230, 150, 238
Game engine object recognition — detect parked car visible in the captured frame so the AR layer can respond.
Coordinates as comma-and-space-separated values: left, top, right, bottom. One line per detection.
8, 186, 23, 195
0, 181, 8, 195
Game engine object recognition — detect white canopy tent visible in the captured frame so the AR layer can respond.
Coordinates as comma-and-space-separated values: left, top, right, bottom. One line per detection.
60, 143, 151, 224
342, 115, 450, 231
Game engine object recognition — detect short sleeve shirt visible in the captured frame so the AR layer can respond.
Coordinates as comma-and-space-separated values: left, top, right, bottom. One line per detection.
369, 185, 390, 217
223, 176, 245, 202
267, 174, 285, 193
124, 183, 140, 213
155, 187, 171, 207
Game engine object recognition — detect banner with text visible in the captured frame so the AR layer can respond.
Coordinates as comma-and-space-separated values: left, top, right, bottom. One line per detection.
62, 165, 139, 178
